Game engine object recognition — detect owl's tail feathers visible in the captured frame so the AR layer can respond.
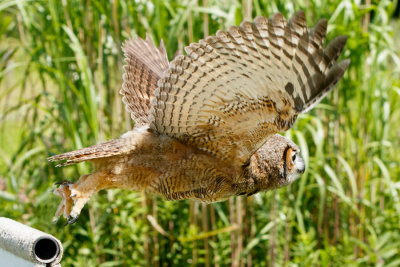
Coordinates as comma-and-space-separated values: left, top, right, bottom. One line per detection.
300, 36, 350, 113
48, 137, 135, 167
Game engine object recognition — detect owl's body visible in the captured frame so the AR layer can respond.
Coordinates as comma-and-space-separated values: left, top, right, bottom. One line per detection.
49, 11, 349, 224
53, 127, 303, 222
88, 127, 244, 203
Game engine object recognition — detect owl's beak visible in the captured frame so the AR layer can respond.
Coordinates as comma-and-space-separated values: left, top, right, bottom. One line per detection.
296, 156, 305, 174
297, 158, 305, 174
298, 165, 305, 174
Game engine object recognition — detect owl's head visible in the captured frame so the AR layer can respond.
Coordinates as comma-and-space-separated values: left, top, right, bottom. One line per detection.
249, 134, 305, 190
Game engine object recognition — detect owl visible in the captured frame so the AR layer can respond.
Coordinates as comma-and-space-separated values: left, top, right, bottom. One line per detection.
49, 11, 349, 224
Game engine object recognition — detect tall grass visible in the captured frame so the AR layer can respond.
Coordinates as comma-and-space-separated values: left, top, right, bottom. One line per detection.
1, 0, 399, 266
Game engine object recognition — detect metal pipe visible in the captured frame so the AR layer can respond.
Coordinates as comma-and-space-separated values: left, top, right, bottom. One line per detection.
0, 217, 63, 266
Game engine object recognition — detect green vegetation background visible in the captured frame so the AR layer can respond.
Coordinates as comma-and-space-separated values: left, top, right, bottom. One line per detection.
1, 0, 399, 266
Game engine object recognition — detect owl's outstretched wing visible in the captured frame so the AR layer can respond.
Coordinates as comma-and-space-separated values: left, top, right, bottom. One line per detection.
122, 34, 169, 126
49, 36, 169, 166
150, 11, 349, 165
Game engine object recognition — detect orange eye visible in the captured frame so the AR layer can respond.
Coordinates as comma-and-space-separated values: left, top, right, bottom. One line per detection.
284, 147, 292, 164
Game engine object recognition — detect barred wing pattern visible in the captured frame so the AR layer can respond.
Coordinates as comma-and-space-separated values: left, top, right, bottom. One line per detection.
150, 11, 349, 164
122, 34, 169, 126
48, 137, 136, 166
48, 35, 170, 166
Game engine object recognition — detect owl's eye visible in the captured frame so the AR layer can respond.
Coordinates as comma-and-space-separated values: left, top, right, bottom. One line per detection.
292, 153, 296, 162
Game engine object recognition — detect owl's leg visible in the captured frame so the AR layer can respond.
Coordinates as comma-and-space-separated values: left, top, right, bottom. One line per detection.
53, 171, 114, 224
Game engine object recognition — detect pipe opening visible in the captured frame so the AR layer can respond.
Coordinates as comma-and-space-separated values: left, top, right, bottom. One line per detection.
33, 237, 59, 263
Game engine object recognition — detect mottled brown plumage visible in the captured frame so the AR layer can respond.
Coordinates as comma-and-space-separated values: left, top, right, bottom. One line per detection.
48, 11, 349, 224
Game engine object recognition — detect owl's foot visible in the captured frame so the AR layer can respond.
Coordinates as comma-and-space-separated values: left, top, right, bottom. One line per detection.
53, 177, 91, 224
53, 172, 112, 224
53, 181, 74, 223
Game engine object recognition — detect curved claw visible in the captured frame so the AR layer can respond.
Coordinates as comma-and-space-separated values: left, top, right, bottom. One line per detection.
54, 180, 73, 186
67, 215, 78, 225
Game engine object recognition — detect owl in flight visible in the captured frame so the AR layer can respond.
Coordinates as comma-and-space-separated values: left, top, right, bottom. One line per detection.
49, 11, 349, 224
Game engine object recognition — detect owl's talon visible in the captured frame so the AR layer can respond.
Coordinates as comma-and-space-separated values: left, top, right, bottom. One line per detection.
67, 215, 78, 225
54, 180, 73, 186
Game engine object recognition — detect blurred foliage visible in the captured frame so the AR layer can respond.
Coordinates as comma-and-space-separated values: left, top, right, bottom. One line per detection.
0, 0, 399, 266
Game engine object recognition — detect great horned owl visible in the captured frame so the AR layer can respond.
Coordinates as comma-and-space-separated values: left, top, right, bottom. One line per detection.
49, 11, 349, 224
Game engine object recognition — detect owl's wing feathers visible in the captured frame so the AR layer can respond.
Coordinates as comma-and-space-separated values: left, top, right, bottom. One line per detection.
49, 35, 169, 166
48, 137, 135, 166
121, 34, 169, 126
150, 11, 349, 164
